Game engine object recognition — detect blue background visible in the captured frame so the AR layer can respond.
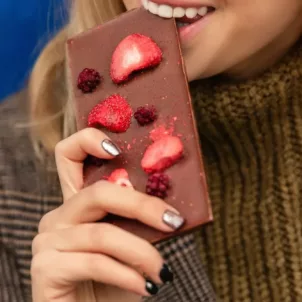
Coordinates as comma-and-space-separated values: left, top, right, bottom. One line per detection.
0, 0, 68, 101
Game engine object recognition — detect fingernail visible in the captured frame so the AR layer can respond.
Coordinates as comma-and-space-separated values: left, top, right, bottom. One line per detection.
101, 139, 120, 156
145, 279, 159, 296
162, 210, 185, 230
160, 264, 174, 284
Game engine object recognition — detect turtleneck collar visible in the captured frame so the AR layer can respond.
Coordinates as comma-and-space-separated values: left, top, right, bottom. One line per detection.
190, 38, 302, 170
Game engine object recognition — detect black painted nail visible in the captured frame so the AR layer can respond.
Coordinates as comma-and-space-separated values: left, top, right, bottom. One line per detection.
145, 279, 159, 296
160, 264, 174, 283
101, 139, 120, 156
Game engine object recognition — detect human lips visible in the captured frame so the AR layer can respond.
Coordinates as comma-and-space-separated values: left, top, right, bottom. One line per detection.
141, 0, 216, 43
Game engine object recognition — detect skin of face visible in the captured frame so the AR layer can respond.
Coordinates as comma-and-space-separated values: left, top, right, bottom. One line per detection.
123, 0, 302, 81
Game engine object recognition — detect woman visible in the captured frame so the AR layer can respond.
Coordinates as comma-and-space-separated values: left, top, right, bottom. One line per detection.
0, 0, 301, 301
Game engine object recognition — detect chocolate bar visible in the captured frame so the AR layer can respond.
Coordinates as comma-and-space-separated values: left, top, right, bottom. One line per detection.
67, 7, 212, 243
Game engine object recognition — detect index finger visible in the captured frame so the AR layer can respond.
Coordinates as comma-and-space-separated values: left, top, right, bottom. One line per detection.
55, 128, 121, 200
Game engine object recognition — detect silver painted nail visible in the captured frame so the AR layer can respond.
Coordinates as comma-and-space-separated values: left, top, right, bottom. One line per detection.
162, 210, 185, 230
101, 139, 120, 156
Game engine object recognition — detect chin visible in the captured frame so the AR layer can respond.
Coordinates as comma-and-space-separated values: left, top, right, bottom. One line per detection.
184, 54, 223, 81
186, 65, 218, 82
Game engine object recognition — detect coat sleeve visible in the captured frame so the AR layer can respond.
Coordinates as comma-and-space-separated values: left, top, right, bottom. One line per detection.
0, 108, 26, 302
0, 245, 25, 302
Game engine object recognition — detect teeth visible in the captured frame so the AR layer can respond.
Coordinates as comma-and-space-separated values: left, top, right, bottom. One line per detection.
173, 7, 185, 18
185, 8, 198, 18
148, 1, 159, 14
142, 1, 212, 19
158, 4, 173, 18
198, 7, 208, 16
142, 0, 149, 9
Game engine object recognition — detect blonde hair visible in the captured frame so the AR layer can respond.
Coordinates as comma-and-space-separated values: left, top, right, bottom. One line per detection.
29, 0, 126, 153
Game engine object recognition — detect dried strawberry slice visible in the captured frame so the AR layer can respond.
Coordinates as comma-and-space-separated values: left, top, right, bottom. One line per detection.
88, 94, 133, 133
111, 34, 162, 84
141, 136, 184, 173
108, 169, 133, 188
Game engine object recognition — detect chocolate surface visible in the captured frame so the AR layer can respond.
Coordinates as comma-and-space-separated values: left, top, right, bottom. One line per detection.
67, 7, 212, 243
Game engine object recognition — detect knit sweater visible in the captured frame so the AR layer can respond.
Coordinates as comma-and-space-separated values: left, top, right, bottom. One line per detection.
0, 39, 301, 302
193, 39, 302, 301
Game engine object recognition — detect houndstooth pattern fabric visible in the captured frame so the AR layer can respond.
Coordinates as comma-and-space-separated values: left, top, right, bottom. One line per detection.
145, 234, 216, 301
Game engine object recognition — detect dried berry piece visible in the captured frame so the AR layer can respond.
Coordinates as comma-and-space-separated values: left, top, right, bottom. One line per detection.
146, 173, 170, 198
111, 33, 162, 84
141, 136, 184, 173
88, 94, 133, 133
134, 105, 157, 126
108, 169, 133, 188
77, 68, 101, 93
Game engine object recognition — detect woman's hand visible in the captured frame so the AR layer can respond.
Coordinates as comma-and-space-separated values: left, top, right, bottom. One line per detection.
31, 128, 184, 302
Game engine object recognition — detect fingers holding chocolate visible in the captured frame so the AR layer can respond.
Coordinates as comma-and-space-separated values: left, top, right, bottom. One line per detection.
38, 181, 184, 234
32, 223, 171, 286
31, 250, 156, 299
54, 127, 120, 200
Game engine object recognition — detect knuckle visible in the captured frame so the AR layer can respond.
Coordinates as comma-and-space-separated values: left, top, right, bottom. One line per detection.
82, 254, 104, 278
54, 140, 65, 158
91, 179, 108, 191
38, 210, 55, 233
38, 206, 66, 233
32, 233, 51, 255
31, 250, 57, 279
87, 258, 101, 277
85, 224, 103, 243
85, 223, 112, 244
89, 180, 108, 200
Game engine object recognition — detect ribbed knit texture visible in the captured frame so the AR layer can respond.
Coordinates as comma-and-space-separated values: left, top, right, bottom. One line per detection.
192, 40, 302, 301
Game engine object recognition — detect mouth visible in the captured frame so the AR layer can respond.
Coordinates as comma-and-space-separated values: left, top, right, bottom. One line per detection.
141, 0, 216, 29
